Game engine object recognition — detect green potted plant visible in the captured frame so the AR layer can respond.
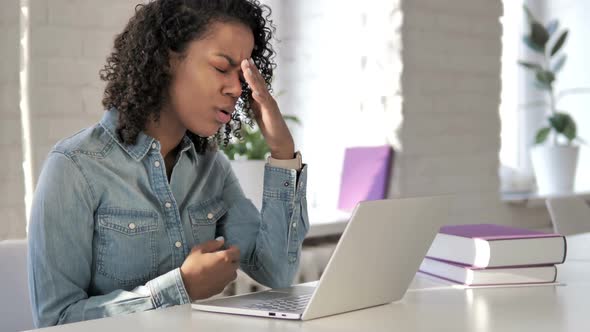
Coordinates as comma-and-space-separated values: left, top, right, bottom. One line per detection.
220, 114, 301, 209
519, 5, 585, 194
221, 114, 301, 160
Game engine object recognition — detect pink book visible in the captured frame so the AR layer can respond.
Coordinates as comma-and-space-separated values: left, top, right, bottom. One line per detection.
337, 146, 393, 212
425, 224, 567, 268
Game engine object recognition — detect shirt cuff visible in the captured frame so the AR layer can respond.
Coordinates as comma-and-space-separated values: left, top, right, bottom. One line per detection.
267, 151, 302, 171
146, 268, 191, 308
263, 164, 307, 202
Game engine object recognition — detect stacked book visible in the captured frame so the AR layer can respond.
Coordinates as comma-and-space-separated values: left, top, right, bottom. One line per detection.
419, 224, 567, 286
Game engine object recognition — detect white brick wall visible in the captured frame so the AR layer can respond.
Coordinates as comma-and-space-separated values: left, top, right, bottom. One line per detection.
28, 0, 139, 181
270, 0, 550, 228
0, 0, 26, 239
393, 0, 550, 227
273, 0, 404, 209
15, 0, 551, 233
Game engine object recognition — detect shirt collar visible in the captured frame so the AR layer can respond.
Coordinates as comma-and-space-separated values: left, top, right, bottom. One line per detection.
100, 108, 197, 162
178, 135, 197, 160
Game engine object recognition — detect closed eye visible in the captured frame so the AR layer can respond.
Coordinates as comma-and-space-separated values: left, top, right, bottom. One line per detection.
215, 67, 227, 74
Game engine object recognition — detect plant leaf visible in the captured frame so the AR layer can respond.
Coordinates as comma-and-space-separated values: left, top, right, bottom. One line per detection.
523, 5, 537, 23
535, 70, 555, 87
551, 30, 569, 56
523, 36, 545, 53
553, 112, 577, 141
220, 115, 304, 160
549, 112, 574, 133
220, 121, 271, 160
546, 20, 559, 35
549, 115, 566, 133
563, 119, 577, 141
535, 127, 551, 144
518, 60, 543, 71
531, 22, 550, 49
552, 54, 567, 73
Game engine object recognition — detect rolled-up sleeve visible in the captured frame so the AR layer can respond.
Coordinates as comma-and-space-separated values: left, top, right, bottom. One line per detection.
27, 152, 190, 328
218, 154, 309, 289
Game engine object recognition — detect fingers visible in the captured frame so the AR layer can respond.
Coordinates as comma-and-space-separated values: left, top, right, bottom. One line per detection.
217, 245, 241, 264
241, 58, 269, 103
247, 58, 265, 86
193, 237, 225, 254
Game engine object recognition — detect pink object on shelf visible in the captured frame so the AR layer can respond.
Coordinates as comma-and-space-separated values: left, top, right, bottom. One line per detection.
337, 146, 394, 212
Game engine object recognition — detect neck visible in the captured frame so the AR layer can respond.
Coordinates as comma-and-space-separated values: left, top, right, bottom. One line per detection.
145, 109, 186, 160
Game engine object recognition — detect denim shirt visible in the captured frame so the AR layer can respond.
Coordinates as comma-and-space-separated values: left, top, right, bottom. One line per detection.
27, 109, 309, 327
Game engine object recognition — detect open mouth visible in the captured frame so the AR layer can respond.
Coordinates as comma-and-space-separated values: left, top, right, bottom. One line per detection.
216, 108, 233, 124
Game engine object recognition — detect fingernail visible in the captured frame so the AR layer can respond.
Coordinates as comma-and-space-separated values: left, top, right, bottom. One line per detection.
242, 59, 249, 67
216, 236, 225, 242
247, 68, 253, 76
249, 58, 255, 66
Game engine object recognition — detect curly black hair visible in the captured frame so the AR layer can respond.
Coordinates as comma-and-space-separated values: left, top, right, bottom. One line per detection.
99, 0, 276, 154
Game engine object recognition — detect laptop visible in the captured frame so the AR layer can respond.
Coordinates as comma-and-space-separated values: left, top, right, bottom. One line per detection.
191, 196, 451, 320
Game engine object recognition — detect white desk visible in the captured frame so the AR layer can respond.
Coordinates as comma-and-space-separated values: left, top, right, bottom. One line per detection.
28, 261, 590, 332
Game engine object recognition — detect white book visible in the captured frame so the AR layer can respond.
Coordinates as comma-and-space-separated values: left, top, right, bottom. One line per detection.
419, 257, 558, 286
425, 224, 567, 268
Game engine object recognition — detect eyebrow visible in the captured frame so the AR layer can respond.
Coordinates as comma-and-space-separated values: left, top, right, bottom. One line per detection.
215, 53, 240, 68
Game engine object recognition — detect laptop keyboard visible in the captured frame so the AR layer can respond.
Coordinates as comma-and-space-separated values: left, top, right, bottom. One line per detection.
245, 294, 312, 312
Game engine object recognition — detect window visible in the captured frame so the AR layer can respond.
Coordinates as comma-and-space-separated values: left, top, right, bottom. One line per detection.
499, 0, 590, 194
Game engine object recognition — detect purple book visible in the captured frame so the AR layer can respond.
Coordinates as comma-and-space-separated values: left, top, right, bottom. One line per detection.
337, 146, 393, 212
425, 224, 567, 268
439, 224, 562, 240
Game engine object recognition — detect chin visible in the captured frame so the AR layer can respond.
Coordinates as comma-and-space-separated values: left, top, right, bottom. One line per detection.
188, 125, 221, 138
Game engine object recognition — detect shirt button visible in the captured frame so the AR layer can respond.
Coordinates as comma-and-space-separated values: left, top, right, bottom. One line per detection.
165, 202, 172, 208
207, 213, 214, 220
175, 241, 182, 248
128, 223, 136, 230
284, 181, 290, 187
151, 143, 157, 149
292, 222, 297, 228
154, 161, 161, 168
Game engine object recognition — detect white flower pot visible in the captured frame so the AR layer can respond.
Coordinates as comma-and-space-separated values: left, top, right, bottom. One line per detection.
530, 145, 579, 195
229, 160, 265, 210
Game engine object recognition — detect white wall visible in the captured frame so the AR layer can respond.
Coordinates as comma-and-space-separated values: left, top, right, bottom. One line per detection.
542, 0, 590, 192
273, 0, 403, 209
392, 0, 549, 227
0, 0, 26, 240
26, 0, 401, 211
2, 0, 552, 236
28, 0, 140, 182
274, 0, 550, 228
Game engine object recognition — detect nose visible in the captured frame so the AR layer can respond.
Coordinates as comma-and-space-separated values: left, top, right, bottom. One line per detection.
222, 73, 243, 98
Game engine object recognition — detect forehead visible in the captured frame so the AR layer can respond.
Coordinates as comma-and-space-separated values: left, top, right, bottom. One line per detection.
189, 21, 255, 61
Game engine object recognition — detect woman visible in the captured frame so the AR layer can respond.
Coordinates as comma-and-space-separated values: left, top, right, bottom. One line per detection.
27, 0, 308, 327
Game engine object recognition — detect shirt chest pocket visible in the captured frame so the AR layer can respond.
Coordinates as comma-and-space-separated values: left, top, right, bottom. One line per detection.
188, 198, 228, 244
95, 208, 159, 285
